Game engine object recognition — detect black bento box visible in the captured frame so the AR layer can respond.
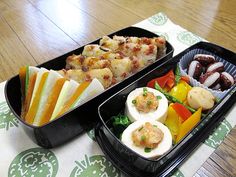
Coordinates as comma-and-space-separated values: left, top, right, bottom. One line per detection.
95, 42, 236, 177
4, 27, 174, 148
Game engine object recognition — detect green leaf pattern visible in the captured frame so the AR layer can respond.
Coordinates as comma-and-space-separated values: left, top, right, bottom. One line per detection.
204, 119, 232, 149
0, 101, 19, 130
87, 128, 96, 141
148, 12, 168, 26
177, 31, 202, 46
8, 147, 58, 177
70, 155, 120, 177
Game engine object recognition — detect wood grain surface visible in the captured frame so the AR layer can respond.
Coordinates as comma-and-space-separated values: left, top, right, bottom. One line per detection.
0, 0, 235, 176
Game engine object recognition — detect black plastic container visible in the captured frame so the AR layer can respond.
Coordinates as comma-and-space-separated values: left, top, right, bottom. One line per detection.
96, 42, 236, 177
4, 27, 174, 148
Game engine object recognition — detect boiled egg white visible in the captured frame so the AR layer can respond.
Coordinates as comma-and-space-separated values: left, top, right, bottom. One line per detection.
121, 120, 172, 159
125, 87, 168, 123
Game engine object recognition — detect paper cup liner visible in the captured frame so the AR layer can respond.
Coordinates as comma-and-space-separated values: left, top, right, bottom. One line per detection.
179, 48, 236, 99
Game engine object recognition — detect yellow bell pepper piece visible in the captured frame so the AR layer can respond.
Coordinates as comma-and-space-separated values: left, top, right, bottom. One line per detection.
169, 83, 187, 102
169, 81, 192, 102
180, 80, 192, 93
176, 107, 202, 143
165, 104, 181, 141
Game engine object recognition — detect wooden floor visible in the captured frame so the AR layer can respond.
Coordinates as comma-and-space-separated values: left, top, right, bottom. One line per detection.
0, 0, 235, 176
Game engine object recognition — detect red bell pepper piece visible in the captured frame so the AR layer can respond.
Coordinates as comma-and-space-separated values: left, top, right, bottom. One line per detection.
171, 103, 192, 122
147, 70, 175, 89
166, 78, 175, 89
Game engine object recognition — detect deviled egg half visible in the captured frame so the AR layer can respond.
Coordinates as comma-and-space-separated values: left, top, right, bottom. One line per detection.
125, 87, 168, 123
121, 120, 172, 158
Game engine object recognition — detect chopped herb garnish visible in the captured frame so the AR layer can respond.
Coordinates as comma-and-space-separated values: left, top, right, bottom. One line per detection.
141, 135, 146, 141
132, 99, 137, 104
143, 87, 148, 96
144, 147, 152, 153
156, 95, 162, 100
138, 126, 143, 131
153, 125, 157, 128
147, 100, 152, 106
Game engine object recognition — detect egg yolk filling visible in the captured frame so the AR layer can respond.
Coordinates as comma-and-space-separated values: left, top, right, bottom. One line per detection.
132, 122, 164, 149
132, 89, 159, 113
